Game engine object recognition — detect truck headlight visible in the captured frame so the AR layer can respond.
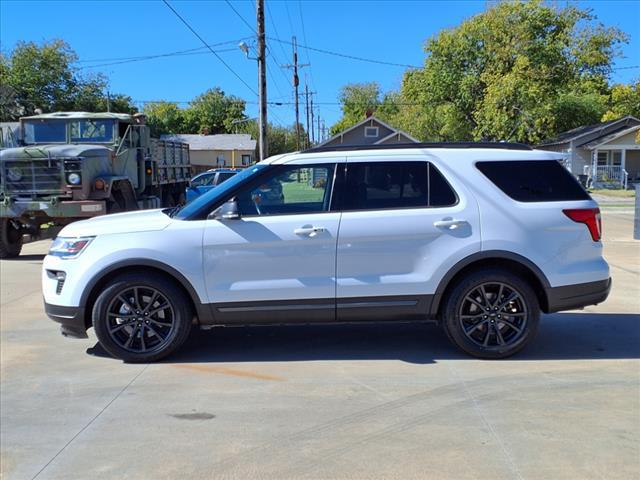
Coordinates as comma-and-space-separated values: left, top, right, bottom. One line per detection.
67, 173, 81, 185
49, 237, 94, 259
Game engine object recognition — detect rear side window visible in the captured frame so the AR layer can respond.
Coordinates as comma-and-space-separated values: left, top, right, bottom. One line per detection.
343, 161, 457, 211
477, 161, 590, 202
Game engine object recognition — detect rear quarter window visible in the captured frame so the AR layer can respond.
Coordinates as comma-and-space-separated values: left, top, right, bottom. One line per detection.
476, 160, 591, 202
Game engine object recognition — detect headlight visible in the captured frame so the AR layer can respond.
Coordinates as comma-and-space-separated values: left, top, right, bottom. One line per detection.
49, 237, 94, 259
67, 173, 81, 185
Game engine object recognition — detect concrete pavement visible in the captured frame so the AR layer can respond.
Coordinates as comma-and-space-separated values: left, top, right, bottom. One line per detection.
1, 212, 639, 480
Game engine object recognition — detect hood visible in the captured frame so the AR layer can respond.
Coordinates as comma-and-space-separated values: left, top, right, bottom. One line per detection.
59, 209, 173, 237
0, 144, 110, 160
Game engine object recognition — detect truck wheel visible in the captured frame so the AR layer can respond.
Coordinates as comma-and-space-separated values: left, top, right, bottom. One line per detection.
441, 269, 540, 359
92, 273, 193, 362
0, 219, 23, 258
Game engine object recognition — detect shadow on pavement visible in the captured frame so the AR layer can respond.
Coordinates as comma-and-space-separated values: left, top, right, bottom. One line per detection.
87, 312, 640, 364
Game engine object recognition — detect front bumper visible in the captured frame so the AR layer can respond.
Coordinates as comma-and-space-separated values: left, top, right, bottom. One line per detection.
545, 278, 612, 313
1, 199, 105, 219
44, 302, 88, 339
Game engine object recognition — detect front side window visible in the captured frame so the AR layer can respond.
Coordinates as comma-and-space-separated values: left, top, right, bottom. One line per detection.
70, 120, 114, 143
236, 165, 334, 216
23, 121, 66, 144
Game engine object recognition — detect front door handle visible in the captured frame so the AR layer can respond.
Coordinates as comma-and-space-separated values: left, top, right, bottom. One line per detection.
294, 226, 326, 236
433, 219, 467, 230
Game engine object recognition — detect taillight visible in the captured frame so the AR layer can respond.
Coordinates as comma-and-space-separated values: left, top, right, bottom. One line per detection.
563, 208, 602, 241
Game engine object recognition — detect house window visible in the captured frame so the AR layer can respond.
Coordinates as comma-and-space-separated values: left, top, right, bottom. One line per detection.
612, 151, 622, 166
241, 154, 251, 166
597, 152, 608, 166
364, 126, 379, 138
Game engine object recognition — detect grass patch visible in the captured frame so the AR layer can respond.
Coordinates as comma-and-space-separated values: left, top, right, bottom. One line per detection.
282, 181, 325, 203
589, 189, 636, 198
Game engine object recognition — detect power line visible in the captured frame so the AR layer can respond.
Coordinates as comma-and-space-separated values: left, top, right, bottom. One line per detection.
162, 0, 258, 96
297, 0, 316, 93
77, 47, 238, 70
268, 36, 421, 69
224, 0, 256, 34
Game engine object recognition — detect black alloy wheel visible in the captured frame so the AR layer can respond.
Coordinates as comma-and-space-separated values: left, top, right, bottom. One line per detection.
442, 269, 539, 359
106, 286, 176, 354
458, 282, 528, 349
93, 273, 192, 362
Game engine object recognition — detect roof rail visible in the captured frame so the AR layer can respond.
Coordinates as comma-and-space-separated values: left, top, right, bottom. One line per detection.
304, 141, 532, 153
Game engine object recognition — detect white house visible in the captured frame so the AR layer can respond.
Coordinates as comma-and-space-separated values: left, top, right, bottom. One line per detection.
538, 116, 640, 188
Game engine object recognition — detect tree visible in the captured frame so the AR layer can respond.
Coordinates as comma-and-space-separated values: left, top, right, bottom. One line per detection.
396, 1, 627, 143
0, 39, 135, 120
330, 82, 402, 136
601, 80, 640, 121
238, 120, 301, 156
143, 102, 185, 137
181, 88, 246, 135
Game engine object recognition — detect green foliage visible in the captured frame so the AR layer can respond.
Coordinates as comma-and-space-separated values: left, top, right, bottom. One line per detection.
143, 102, 185, 137
237, 120, 304, 156
0, 39, 135, 120
332, 1, 630, 144
181, 88, 246, 134
329, 82, 401, 136
144, 89, 247, 137
601, 81, 640, 121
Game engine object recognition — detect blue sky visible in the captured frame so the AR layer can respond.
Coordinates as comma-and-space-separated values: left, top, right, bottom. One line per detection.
1, 0, 638, 133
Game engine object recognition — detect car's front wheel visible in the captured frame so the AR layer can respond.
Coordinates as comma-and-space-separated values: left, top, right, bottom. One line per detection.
92, 273, 193, 362
442, 269, 540, 359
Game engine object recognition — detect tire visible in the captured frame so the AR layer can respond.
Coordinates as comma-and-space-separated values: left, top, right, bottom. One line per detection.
441, 269, 540, 359
92, 273, 193, 362
0, 218, 23, 258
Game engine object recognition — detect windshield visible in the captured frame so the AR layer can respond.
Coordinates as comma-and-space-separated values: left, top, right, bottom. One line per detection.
70, 119, 114, 143
23, 121, 66, 144
174, 164, 267, 220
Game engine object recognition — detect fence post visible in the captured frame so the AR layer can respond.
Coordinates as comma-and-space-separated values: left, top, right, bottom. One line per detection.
635, 184, 640, 240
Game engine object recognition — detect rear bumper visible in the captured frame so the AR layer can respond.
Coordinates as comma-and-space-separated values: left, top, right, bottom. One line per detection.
545, 278, 612, 313
44, 302, 88, 339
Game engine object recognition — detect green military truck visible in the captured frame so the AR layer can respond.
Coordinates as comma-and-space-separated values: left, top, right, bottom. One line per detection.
0, 112, 191, 257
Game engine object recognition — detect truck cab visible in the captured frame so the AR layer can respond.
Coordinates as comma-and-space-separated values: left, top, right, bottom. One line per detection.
0, 112, 190, 258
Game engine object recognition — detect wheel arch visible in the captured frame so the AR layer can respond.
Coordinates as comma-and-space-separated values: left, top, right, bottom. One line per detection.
431, 251, 551, 318
80, 259, 209, 330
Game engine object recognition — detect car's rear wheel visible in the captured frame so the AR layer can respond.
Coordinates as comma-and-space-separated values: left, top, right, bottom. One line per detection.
92, 273, 192, 362
442, 269, 539, 359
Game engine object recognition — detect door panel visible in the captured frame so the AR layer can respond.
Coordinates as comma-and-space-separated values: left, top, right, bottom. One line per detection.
336, 158, 481, 319
202, 161, 341, 322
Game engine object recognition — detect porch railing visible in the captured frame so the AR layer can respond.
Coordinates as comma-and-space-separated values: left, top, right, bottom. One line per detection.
593, 165, 627, 189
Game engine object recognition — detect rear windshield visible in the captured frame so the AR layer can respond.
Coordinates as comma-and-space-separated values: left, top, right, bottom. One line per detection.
476, 160, 591, 202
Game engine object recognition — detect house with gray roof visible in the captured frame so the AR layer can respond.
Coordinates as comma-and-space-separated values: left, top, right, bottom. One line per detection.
313, 115, 419, 149
538, 115, 640, 188
160, 133, 256, 173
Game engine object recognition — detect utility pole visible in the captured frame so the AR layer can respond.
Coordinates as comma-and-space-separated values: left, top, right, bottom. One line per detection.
282, 36, 309, 150
257, 0, 268, 160
316, 109, 321, 145
310, 100, 315, 144
305, 83, 310, 149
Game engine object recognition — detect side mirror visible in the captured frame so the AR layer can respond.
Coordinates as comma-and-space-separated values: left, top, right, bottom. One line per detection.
210, 198, 240, 220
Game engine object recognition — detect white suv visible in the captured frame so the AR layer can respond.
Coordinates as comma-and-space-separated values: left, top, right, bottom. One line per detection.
42, 143, 611, 362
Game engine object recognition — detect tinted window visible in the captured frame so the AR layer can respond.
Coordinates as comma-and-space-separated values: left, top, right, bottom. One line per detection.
236, 165, 334, 216
343, 161, 457, 210
429, 164, 458, 207
477, 161, 590, 202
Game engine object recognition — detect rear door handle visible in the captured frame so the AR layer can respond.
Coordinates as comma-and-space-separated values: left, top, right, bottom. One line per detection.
294, 226, 326, 236
433, 219, 467, 230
